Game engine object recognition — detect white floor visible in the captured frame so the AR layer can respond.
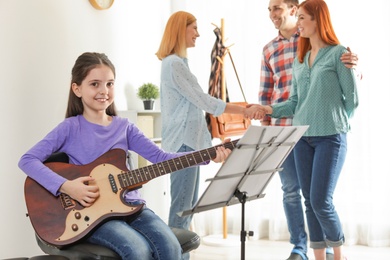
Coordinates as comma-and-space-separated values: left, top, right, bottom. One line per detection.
190, 235, 390, 260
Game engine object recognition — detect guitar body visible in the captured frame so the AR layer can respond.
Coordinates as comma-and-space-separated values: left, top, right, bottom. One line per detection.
24, 139, 239, 247
24, 149, 143, 247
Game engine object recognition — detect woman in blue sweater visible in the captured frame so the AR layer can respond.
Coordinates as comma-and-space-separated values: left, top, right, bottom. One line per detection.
155, 12, 260, 259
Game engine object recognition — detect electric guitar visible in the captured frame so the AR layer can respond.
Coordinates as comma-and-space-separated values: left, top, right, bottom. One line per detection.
24, 139, 239, 247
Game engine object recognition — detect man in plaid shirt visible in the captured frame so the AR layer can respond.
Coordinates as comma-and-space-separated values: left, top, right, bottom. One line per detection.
259, 1, 359, 260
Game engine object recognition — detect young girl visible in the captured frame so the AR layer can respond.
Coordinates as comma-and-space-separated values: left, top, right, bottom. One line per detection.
19, 52, 231, 259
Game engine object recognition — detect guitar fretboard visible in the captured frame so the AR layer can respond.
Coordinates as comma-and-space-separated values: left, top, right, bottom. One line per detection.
117, 139, 239, 189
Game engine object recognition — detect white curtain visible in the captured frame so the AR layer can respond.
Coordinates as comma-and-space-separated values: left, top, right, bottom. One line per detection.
186, 0, 390, 248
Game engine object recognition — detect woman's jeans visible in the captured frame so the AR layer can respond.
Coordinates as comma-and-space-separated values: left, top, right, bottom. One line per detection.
294, 134, 346, 249
279, 151, 308, 255
169, 144, 199, 229
169, 144, 199, 260
87, 208, 182, 259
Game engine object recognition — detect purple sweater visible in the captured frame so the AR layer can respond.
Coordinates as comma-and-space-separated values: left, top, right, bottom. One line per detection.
18, 115, 184, 203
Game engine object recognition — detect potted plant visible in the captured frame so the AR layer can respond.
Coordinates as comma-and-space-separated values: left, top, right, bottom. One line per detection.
137, 82, 160, 110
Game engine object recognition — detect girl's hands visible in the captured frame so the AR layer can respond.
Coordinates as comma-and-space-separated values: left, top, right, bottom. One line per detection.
60, 176, 100, 207
213, 138, 233, 163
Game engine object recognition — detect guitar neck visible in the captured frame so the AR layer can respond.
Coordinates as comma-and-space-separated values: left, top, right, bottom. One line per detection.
117, 139, 239, 189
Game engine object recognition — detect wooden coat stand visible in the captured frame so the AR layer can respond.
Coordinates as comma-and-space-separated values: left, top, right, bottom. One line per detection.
220, 18, 228, 240
210, 18, 250, 240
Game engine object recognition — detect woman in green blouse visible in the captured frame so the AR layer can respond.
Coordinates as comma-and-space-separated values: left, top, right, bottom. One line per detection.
256, 1, 358, 259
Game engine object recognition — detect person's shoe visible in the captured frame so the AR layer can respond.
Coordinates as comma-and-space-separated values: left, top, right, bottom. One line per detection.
286, 248, 308, 260
326, 253, 334, 260
286, 253, 305, 260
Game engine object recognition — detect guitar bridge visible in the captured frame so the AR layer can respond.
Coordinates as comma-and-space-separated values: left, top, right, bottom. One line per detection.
60, 193, 76, 210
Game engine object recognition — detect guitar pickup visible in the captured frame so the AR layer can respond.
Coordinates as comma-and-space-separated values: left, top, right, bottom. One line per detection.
108, 174, 118, 194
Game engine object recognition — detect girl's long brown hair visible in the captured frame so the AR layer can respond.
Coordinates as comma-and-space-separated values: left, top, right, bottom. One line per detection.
65, 52, 117, 118
297, 0, 340, 63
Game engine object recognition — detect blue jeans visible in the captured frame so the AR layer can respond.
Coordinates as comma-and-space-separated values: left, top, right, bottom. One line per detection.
279, 151, 308, 256
87, 208, 182, 259
169, 144, 199, 260
294, 134, 346, 249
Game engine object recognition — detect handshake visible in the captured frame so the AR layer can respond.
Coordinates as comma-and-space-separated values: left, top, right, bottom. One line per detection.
243, 104, 272, 120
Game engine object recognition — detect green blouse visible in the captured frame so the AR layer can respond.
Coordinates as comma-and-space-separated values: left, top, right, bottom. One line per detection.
271, 45, 359, 137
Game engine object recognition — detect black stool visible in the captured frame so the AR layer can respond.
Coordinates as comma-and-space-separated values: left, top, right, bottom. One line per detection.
36, 227, 200, 259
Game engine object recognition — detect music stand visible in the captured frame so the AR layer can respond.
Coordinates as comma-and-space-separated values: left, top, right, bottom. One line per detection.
179, 125, 309, 260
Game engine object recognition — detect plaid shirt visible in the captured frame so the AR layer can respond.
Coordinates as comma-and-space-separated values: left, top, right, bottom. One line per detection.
259, 31, 300, 126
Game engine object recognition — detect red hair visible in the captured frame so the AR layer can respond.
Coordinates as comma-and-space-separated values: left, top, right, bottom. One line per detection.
297, 0, 340, 63
156, 11, 197, 60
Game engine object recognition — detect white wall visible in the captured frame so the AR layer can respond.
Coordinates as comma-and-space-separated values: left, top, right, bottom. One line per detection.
1, 0, 389, 258
0, 0, 169, 258
0, 0, 262, 257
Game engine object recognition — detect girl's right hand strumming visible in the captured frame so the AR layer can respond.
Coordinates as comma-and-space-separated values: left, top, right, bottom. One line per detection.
60, 176, 100, 207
